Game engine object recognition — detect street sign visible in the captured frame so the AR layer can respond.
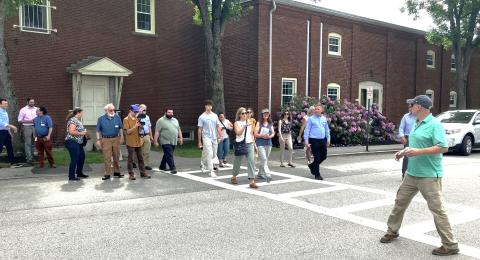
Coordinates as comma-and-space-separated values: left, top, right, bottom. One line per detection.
367, 87, 373, 99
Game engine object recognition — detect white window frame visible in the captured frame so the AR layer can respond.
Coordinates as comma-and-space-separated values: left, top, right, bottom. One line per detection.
18, 0, 53, 34
426, 89, 435, 104
327, 83, 341, 101
281, 78, 297, 107
328, 33, 342, 56
135, 0, 155, 34
451, 54, 456, 71
449, 91, 457, 108
426, 50, 435, 69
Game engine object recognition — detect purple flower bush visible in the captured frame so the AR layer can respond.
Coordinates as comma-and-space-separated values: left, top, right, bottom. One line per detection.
280, 96, 396, 146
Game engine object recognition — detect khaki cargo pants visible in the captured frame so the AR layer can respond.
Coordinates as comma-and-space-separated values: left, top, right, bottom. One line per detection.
386, 174, 458, 250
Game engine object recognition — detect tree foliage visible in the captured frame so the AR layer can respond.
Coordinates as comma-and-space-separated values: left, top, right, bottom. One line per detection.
403, 0, 480, 109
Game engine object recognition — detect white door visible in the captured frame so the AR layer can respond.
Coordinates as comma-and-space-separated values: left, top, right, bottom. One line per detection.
358, 81, 383, 112
80, 76, 108, 125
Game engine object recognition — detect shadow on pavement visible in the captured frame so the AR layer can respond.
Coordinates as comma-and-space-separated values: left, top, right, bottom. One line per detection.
61, 180, 85, 192
94, 178, 125, 193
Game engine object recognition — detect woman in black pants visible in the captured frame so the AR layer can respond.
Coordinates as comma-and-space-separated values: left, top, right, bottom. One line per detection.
65, 108, 89, 181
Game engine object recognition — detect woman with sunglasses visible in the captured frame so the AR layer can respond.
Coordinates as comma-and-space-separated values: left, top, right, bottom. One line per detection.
278, 111, 295, 167
255, 108, 275, 183
231, 107, 257, 188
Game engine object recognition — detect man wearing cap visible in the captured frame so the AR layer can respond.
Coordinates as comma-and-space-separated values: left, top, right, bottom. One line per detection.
123, 105, 151, 180
398, 104, 416, 179
136, 104, 153, 170
380, 95, 459, 256
96, 103, 124, 180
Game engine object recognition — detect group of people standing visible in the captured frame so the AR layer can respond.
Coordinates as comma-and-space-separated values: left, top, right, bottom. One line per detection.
0, 98, 56, 168
67, 104, 183, 181
197, 100, 331, 188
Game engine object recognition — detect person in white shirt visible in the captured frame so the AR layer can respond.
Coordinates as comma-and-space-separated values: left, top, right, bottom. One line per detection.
217, 112, 233, 167
197, 100, 222, 177
231, 107, 257, 189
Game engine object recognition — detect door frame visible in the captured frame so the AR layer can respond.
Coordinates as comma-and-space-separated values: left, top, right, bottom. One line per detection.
358, 81, 383, 112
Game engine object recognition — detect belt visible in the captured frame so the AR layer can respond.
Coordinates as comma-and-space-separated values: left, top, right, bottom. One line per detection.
102, 135, 119, 138
140, 134, 149, 137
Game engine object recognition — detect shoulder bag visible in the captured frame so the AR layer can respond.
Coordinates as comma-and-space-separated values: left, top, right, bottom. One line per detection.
234, 124, 249, 156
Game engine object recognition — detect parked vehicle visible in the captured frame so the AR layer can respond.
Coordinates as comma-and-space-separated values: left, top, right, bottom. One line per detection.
436, 110, 480, 156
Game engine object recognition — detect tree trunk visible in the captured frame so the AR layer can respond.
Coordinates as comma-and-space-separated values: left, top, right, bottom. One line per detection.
197, 0, 226, 114
0, 0, 22, 153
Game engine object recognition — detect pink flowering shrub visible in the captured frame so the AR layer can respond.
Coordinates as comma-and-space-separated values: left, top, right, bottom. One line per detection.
280, 96, 396, 146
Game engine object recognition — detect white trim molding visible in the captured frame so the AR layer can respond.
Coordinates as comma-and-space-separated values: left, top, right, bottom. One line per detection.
449, 91, 457, 108
328, 32, 342, 56
426, 50, 435, 69
135, 0, 155, 34
327, 83, 341, 101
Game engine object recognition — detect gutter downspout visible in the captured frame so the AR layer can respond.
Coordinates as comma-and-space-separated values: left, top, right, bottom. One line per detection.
269, 0, 277, 112
318, 22, 323, 99
305, 19, 311, 97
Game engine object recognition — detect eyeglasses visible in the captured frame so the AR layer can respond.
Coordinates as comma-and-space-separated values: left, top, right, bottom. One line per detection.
240, 112, 247, 115
247, 111, 252, 113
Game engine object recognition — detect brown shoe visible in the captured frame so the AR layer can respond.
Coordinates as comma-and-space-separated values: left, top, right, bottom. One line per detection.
231, 176, 238, 185
128, 173, 136, 180
380, 233, 399, 243
432, 246, 459, 256
140, 173, 151, 179
249, 180, 258, 189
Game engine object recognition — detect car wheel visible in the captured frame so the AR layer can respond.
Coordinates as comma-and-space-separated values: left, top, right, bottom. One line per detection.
459, 135, 473, 156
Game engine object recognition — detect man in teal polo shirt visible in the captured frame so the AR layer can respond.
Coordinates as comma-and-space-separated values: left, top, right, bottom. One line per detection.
380, 95, 459, 256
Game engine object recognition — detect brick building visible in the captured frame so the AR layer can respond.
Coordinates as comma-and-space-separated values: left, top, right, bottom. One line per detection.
5, 0, 480, 144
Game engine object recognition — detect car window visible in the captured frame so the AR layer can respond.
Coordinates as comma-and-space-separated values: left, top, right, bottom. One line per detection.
437, 111, 475, 123
475, 113, 480, 122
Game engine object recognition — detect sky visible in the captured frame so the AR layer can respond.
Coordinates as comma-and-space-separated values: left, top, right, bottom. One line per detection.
295, 0, 434, 31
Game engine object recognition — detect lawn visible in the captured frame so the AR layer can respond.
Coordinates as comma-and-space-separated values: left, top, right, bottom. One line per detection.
151, 141, 202, 158
52, 148, 104, 166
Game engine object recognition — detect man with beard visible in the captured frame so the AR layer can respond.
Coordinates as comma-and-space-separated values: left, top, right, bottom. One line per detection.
154, 108, 183, 174
96, 103, 124, 180
18, 98, 37, 164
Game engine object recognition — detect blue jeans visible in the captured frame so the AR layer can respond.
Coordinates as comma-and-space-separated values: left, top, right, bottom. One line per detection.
160, 144, 176, 170
217, 138, 230, 161
0, 130, 15, 165
65, 139, 85, 179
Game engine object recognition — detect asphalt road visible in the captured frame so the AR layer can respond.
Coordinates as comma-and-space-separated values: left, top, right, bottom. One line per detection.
1, 150, 479, 259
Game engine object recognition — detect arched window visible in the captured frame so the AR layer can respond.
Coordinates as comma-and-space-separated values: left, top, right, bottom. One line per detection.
327, 83, 341, 101
328, 33, 342, 56
449, 91, 457, 107
426, 50, 435, 68
426, 89, 434, 104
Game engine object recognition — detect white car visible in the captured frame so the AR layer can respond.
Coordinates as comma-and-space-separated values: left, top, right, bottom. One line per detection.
436, 110, 480, 156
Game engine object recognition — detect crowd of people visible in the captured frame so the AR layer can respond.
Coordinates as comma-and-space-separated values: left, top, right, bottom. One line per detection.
0, 95, 462, 255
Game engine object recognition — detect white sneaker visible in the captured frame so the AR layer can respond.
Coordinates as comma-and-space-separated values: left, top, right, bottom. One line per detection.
210, 171, 217, 178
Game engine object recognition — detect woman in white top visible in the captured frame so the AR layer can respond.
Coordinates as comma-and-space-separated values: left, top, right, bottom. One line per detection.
217, 112, 233, 167
231, 107, 257, 189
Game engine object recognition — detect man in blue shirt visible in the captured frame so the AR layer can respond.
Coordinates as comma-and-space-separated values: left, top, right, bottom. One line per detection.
0, 99, 18, 166
304, 103, 330, 180
32, 106, 55, 168
96, 103, 124, 180
398, 105, 416, 178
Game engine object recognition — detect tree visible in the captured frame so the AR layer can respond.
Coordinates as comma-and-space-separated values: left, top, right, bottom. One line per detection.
0, 0, 41, 152
187, 0, 248, 114
403, 0, 480, 109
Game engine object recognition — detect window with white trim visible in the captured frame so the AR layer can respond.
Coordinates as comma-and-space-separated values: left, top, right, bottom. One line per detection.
135, 0, 155, 34
328, 33, 342, 56
18, 0, 52, 34
451, 54, 456, 71
281, 78, 297, 107
327, 83, 341, 101
426, 50, 435, 68
449, 91, 457, 107
426, 89, 434, 104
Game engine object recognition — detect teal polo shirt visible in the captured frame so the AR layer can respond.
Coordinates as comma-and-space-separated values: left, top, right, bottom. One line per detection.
407, 114, 448, 178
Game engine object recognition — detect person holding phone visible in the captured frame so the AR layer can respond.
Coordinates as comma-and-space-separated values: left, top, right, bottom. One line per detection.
123, 105, 151, 180
231, 107, 257, 188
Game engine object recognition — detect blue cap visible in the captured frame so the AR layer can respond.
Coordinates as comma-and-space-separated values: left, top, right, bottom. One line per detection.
130, 105, 140, 112
407, 95, 433, 109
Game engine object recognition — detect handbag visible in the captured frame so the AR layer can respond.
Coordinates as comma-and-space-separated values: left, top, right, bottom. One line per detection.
234, 124, 249, 156
219, 120, 232, 135
81, 136, 88, 147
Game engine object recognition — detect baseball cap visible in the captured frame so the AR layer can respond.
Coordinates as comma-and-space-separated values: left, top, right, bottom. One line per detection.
130, 104, 140, 112
406, 95, 433, 109
261, 108, 270, 114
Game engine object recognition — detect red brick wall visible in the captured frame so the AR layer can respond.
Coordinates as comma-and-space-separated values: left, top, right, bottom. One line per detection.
5, 0, 207, 143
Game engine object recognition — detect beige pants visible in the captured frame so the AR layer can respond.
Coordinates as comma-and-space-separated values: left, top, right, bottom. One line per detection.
135, 135, 151, 166
386, 174, 458, 250
279, 133, 293, 164
101, 137, 120, 175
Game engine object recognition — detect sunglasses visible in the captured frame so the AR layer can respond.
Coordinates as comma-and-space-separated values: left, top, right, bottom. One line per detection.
241, 112, 247, 115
